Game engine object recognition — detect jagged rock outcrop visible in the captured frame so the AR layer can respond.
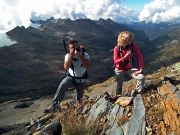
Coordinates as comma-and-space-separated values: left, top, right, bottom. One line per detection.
30, 62, 180, 135
86, 92, 113, 124
1, 62, 180, 135
102, 95, 145, 135
157, 81, 180, 134
84, 92, 146, 135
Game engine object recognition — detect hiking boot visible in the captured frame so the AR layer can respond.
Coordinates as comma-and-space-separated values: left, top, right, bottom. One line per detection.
130, 90, 137, 97
112, 94, 121, 99
77, 99, 82, 104
44, 105, 56, 114
74, 100, 82, 107
131, 90, 142, 97
43, 106, 53, 114
144, 84, 153, 91
38, 122, 62, 135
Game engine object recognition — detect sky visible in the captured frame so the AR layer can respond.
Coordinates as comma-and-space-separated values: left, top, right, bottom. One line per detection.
121, 0, 153, 10
0, 0, 180, 47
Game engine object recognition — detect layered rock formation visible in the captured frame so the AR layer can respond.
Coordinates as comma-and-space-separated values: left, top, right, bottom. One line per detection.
20, 62, 180, 135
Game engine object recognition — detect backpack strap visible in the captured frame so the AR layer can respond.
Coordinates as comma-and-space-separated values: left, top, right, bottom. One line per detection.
130, 42, 134, 53
118, 46, 122, 68
118, 45, 121, 58
70, 52, 84, 71
130, 42, 134, 67
112, 45, 121, 69
67, 52, 88, 81
67, 70, 88, 79
120, 42, 134, 68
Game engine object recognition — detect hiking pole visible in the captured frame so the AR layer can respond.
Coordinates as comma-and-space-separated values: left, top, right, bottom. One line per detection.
62, 37, 67, 54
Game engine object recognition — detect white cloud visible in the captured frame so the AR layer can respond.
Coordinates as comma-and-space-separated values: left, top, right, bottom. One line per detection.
0, 0, 180, 46
0, 0, 139, 46
0, 32, 17, 47
0, 0, 31, 31
0, 0, 139, 32
139, 0, 180, 23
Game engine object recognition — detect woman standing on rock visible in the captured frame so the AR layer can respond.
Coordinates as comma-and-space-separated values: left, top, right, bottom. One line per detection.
113, 31, 145, 97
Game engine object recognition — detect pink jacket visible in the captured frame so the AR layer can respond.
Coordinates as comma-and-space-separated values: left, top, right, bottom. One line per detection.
113, 43, 144, 71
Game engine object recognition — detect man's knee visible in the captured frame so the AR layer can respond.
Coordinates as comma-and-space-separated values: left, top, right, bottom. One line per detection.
60, 77, 72, 87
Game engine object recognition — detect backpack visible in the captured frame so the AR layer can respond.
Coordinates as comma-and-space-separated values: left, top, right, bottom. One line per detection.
112, 42, 134, 70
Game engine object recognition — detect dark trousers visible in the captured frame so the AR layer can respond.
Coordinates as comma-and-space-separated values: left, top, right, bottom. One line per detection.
51, 76, 86, 106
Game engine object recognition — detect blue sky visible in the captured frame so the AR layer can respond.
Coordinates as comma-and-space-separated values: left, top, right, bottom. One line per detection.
1, 0, 179, 31
121, 0, 153, 10
0, 0, 180, 46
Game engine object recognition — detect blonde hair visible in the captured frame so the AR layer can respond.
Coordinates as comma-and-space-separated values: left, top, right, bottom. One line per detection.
117, 31, 134, 46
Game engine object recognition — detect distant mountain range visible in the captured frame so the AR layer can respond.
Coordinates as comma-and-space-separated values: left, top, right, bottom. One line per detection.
30, 17, 56, 24
31, 17, 180, 40
127, 22, 180, 40
0, 18, 180, 102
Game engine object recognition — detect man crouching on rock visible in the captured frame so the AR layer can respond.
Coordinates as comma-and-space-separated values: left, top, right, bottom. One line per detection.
44, 39, 90, 113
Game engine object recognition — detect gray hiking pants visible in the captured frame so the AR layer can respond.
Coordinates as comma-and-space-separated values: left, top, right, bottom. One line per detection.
114, 68, 145, 95
51, 76, 86, 106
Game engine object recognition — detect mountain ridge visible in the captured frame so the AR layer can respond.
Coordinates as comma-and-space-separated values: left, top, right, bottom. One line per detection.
1, 18, 180, 103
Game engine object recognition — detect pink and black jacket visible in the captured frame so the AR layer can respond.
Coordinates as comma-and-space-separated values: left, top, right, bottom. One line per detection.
113, 43, 144, 71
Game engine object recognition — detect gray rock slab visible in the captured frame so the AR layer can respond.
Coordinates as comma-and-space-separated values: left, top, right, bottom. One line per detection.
86, 94, 113, 124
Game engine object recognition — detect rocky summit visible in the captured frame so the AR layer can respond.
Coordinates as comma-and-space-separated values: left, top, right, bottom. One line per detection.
1, 61, 180, 135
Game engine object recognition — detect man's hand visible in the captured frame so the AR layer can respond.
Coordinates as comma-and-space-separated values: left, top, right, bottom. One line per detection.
69, 47, 75, 55
64, 46, 74, 70
74, 50, 83, 57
